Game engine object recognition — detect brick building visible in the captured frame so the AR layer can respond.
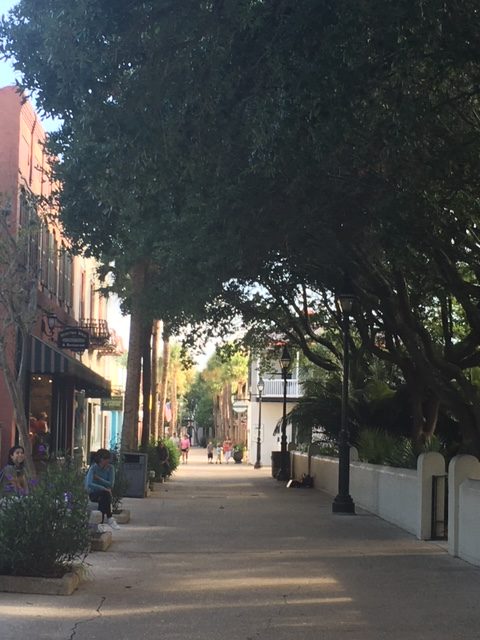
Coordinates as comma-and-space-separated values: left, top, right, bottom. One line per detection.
0, 85, 123, 466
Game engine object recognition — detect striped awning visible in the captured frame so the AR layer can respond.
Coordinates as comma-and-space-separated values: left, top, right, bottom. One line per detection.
30, 336, 111, 398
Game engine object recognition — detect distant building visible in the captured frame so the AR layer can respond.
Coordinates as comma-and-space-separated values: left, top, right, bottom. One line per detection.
247, 349, 303, 468
0, 85, 125, 466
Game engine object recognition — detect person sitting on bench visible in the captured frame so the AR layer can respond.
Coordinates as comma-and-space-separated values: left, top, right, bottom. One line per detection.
85, 448, 120, 530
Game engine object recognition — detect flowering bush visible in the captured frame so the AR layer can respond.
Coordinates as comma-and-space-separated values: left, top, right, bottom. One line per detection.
0, 462, 90, 577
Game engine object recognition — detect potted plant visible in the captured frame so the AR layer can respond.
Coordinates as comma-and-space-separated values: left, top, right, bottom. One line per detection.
233, 444, 245, 463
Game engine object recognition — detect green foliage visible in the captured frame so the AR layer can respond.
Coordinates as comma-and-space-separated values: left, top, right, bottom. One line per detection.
185, 374, 214, 433
7, 1, 480, 452
139, 439, 180, 482
385, 437, 417, 470
308, 441, 338, 457
356, 429, 443, 469
164, 439, 180, 472
185, 349, 248, 435
356, 429, 400, 466
0, 462, 90, 577
111, 462, 128, 514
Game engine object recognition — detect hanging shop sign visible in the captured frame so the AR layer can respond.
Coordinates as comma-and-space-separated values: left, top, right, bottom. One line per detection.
58, 328, 90, 352
232, 400, 249, 414
101, 396, 124, 411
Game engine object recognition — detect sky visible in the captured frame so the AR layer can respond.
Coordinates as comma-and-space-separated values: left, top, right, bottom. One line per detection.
0, 1, 22, 87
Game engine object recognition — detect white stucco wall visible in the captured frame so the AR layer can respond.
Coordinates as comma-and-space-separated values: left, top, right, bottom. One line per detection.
291, 451, 445, 539
458, 479, 480, 566
247, 399, 296, 468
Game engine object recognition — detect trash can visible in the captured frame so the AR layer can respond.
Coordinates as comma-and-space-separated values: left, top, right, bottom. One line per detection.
122, 452, 148, 498
271, 451, 283, 478
271, 451, 290, 479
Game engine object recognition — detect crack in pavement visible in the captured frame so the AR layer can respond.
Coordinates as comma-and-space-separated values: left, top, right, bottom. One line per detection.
68, 596, 106, 640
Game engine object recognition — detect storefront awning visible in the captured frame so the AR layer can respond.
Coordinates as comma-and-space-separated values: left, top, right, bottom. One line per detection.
30, 336, 111, 398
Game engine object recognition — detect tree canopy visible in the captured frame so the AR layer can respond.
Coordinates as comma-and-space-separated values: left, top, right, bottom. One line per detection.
4, 1, 480, 451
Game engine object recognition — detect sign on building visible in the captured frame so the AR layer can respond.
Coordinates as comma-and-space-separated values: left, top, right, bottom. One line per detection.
58, 328, 90, 352
101, 396, 124, 411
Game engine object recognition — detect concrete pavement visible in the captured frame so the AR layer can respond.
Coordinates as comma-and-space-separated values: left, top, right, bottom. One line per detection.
1, 447, 480, 639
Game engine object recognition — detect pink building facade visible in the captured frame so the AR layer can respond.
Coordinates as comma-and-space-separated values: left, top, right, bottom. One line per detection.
0, 86, 118, 467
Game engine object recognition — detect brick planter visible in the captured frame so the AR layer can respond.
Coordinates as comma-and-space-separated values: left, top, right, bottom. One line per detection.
113, 509, 131, 524
0, 569, 83, 596
90, 531, 113, 551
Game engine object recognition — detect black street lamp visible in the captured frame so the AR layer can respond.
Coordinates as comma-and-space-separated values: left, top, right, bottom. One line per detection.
332, 289, 356, 514
276, 345, 292, 481
254, 378, 264, 469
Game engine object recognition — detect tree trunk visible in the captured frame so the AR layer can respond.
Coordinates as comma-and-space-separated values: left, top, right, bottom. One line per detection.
151, 320, 160, 441
423, 394, 440, 440
157, 326, 170, 439
141, 322, 152, 449
171, 367, 178, 435
121, 262, 146, 451
0, 329, 35, 478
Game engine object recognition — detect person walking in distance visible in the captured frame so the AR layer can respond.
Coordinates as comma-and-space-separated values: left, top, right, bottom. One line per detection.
207, 441, 214, 463
215, 442, 222, 464
223, 438, 233, 464
180, 434, 190, 464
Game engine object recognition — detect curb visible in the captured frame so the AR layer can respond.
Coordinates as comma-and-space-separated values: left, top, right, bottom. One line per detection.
0, 569, 82, 596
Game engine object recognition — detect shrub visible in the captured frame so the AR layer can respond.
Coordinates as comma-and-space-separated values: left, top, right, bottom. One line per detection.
356, 429, 398, 465
111, 462, 128, 513
164, 438, 180, 472
356, 429, 444, 468
140, 438, 180, 481
0, 462, 90, 577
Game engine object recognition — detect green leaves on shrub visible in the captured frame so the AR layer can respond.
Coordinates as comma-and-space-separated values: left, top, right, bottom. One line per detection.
140, 438, 180, 481
112, 462, 128, 513
356, 429, 443, 468
0, 463, 90, 577
356, 429, 398, 465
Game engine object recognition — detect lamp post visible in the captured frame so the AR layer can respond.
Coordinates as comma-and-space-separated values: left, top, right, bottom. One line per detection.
332, 290, 356, 514
276, 345, 292, 481
254, 378, 264, 469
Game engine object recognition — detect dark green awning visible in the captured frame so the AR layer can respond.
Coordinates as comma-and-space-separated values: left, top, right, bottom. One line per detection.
30, 336, 111, 398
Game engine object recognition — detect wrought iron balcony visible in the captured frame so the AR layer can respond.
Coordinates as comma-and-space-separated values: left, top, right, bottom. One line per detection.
79, 319, 110, 348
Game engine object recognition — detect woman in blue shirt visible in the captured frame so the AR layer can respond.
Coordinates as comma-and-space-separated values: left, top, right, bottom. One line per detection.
85, 449, 120, 529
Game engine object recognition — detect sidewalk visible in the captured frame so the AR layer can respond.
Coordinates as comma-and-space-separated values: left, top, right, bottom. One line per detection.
1, 447, 480, 639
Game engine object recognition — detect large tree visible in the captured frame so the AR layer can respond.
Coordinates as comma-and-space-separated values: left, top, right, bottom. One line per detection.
1, 0, 226, 449
5, 1, 480, 452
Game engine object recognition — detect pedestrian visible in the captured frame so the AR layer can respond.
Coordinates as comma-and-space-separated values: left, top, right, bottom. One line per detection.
171, 432, 180, 450
223, 438, 232, 464
0, 445, 29, 497
156, 440, 171, 480
35, 411, 49, 434
84, 448, 120, 529
207, 441, 214, 463
180, 434, 190, 464
30, 411, 50, 458
215, 442, 222, 464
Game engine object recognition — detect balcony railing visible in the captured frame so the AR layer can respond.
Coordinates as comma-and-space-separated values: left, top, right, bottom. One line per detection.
261, 378, 303, 399
79, 319, 110, 348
